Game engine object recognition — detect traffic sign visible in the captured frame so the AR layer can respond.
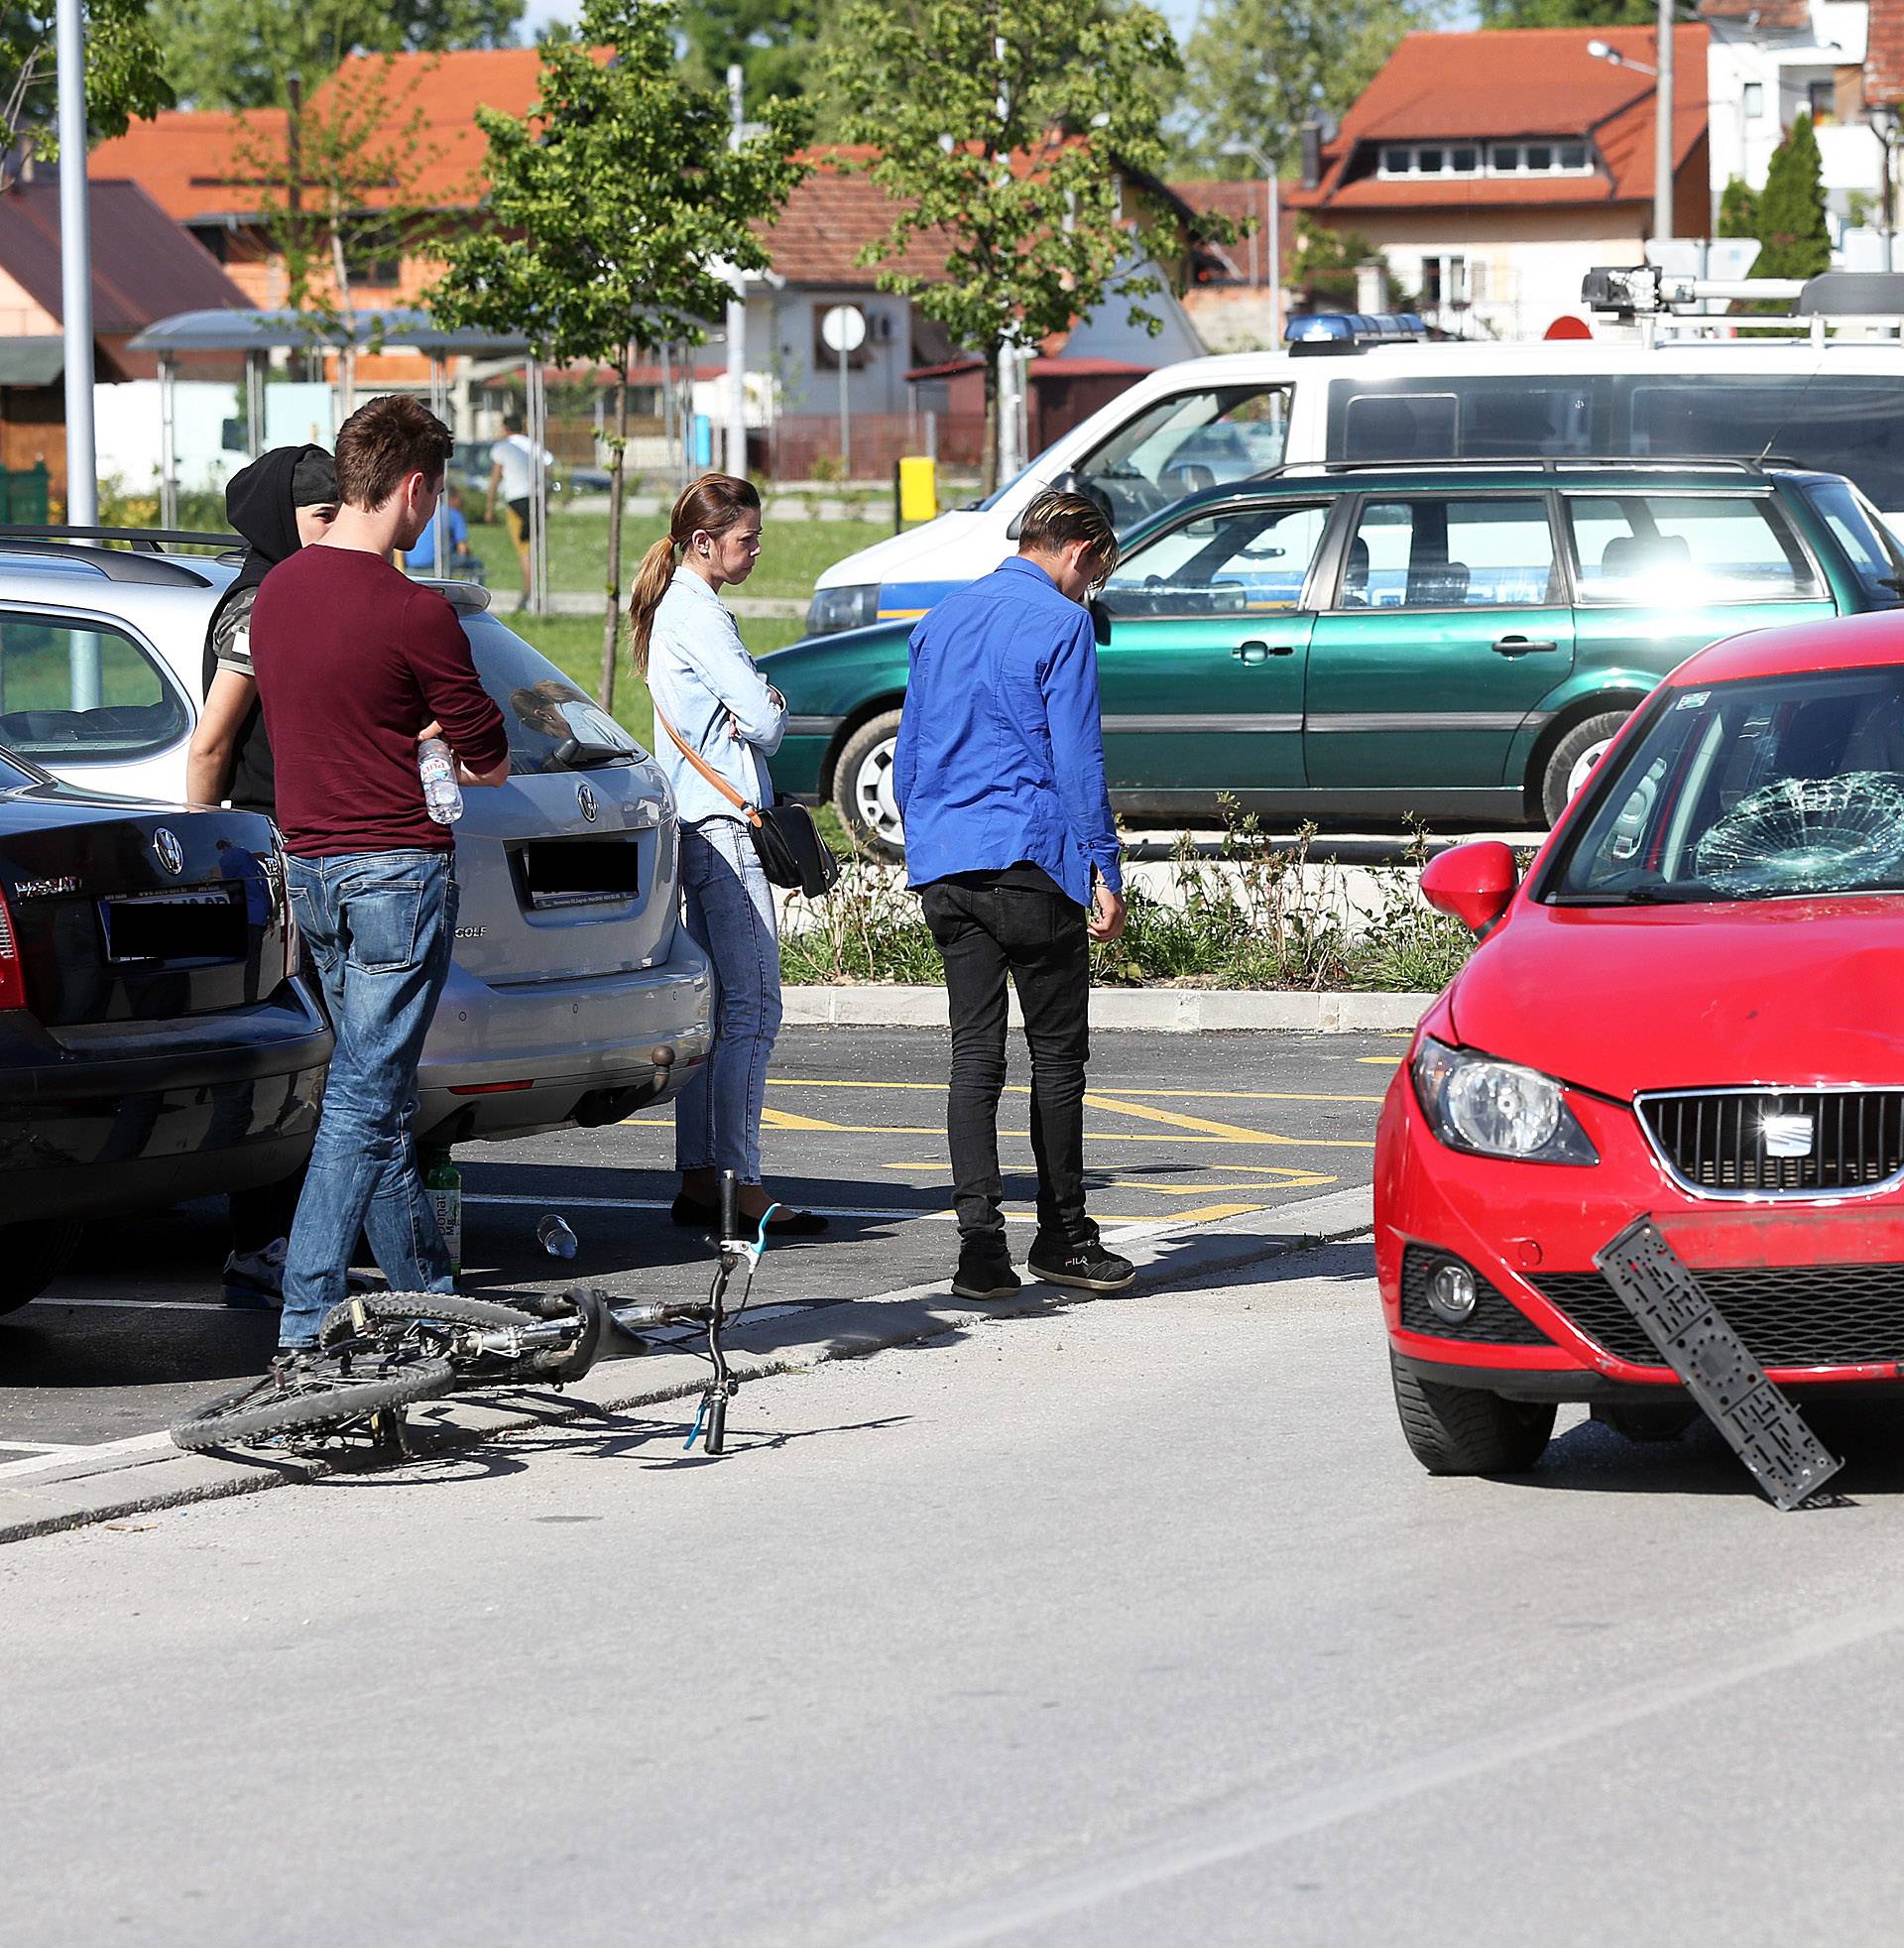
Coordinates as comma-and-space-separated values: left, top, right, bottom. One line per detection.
821, 305, 867, 355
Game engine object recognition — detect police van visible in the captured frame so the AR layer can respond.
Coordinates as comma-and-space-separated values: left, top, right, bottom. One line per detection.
805, 285, 1904, 636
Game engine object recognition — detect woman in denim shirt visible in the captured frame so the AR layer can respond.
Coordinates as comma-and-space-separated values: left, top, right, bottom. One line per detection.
629, 475, 826, 1236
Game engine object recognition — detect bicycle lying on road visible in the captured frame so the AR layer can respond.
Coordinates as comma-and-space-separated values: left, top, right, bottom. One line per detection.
172, 1174, 773, 1458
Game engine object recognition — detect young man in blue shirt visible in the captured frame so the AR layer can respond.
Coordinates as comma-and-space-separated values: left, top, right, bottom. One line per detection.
894, 490, 1132, 1300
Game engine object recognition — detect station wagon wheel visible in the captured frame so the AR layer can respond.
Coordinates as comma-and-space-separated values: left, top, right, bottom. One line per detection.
832, 708, 906, 862
1538, 708, 1636, 827
0, 1220, 82, 1315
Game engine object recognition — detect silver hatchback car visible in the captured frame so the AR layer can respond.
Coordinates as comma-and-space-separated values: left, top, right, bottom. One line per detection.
0, 536, 711, 1144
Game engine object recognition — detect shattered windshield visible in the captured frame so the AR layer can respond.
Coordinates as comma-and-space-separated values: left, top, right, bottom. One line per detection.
1547, 666, 1904, 904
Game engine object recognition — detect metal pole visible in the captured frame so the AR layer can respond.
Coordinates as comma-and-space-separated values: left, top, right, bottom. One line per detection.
1654, 0, 1675, 242
526, 357, 548, 616
838, 325, 851, 478
245, 349, 264, 456
726, 63, 749, 481
56, 0, 97, 525
1268, 171, 1282, 343
996, 340, 1019, 480
428, 353, 447, 574
158, 353, 178, 530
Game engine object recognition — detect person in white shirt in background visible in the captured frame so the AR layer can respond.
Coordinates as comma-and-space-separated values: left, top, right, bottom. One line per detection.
484, 410, 553, 612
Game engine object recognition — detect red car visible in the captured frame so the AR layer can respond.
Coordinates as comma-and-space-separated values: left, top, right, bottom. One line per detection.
1378, 607, 1904, 1475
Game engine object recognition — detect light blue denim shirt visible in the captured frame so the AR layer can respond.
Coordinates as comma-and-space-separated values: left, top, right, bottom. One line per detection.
648, 566, 787, 827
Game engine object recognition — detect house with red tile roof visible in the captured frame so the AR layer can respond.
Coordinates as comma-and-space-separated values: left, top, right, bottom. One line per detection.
0, 172, 253, 498
1291, 23, 1711, 339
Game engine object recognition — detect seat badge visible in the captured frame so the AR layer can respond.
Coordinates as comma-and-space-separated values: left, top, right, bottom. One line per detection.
153, 827, 184, 876
577, 783, 598, 823
1761, 1111, 1815, 1158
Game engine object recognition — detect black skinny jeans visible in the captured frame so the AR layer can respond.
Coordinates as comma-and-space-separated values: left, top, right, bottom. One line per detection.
920, 877, 1094, 1254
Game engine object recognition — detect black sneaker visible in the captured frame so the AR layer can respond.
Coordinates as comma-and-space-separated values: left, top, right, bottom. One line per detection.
951, 1246, 1021, 1301
1026, 1239, 1135, 1292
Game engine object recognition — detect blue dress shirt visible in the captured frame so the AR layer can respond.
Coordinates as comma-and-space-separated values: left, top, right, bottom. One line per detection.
893, 555, 1122, 907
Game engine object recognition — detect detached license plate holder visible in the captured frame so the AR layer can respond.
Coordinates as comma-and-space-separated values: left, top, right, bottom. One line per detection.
518, 839, 641, 912
1594, 1216, 1844, 1512
100, 886, 246, 964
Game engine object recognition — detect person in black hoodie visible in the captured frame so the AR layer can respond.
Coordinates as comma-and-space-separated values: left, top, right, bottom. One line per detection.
188, 444, 338, 1306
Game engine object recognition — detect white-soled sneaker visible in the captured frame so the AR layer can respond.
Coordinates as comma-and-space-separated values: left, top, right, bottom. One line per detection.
223, 1238, 288, 1309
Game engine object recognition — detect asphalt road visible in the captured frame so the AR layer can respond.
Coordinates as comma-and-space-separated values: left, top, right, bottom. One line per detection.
9, 1244, 1904, 1946
0, 1027, 1395, 1451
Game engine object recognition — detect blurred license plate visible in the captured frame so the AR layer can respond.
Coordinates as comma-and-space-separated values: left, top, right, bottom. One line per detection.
520, 839, 641, 911
102, 887, 246, 962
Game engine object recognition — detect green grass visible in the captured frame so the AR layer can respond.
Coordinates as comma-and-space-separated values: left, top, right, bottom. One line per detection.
506, 610, 805, 750
464, 512, 882, 601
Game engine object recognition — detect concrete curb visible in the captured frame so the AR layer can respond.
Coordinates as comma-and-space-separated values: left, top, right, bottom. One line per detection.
781, 985, 1433, 1034
0, 1187, 1373, 1545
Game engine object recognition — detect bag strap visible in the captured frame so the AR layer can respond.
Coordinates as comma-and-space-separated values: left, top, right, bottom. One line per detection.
653, 701, 764, 829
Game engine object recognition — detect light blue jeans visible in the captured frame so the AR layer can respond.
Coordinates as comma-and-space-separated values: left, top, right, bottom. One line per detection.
675, 818, 782, 1183
280, 850, 458, 1348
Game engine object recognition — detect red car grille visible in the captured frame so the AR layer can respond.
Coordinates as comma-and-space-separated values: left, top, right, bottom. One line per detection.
1637, 1089, 1904, 1197
1534, 1262, 1904, 1369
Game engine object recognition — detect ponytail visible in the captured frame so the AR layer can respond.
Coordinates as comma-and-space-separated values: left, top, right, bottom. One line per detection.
626, 471, 762, 675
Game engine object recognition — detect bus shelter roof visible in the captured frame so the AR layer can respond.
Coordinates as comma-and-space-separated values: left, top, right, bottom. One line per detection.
128, 307, 532, 356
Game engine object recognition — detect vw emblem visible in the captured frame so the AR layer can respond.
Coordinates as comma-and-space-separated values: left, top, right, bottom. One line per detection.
577, 783, 598, 823
153, 827, 184, 876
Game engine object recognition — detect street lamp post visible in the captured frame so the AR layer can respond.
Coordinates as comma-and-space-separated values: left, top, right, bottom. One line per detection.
56, 0, 97, 526
1587, 2, 1675, 242
1221, 139, 1281, 343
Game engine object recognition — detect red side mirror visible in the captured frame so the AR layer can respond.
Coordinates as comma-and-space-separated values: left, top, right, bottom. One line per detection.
1420, 840, 1518, 933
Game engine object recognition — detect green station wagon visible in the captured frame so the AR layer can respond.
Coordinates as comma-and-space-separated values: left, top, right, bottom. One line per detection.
763, 460, 1904, 855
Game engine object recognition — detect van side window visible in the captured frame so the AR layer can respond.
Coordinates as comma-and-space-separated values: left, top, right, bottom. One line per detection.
1075, 385, 1291, 528
1338, 497, 1559, 609
1565, 495, 1819, 604
1097, 502, 1328, 620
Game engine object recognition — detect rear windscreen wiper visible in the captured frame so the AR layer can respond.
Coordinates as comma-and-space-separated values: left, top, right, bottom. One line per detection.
550, 736, 633, 771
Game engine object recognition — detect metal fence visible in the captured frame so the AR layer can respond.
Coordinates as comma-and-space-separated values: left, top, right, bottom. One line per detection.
766, 413, 986, 481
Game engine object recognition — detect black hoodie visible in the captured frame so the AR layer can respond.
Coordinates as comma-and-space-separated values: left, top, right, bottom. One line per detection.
202, 443, 329, 813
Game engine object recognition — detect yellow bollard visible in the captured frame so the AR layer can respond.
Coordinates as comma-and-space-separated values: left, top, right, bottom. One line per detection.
896, 454, 938, 526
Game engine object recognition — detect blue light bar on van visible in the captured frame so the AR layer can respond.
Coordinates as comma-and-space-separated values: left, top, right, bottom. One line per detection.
1284, 312, 1429, 353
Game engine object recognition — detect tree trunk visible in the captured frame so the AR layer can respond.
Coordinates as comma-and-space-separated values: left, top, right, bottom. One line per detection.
598, 347, 632, 712
981, 345, 1000, 498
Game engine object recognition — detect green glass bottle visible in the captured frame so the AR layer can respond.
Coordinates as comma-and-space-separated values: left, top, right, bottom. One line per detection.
423, 1151, 462, 1279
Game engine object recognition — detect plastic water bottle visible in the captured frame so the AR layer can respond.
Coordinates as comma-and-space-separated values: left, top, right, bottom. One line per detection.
418, 736, 463, 825
536, 1214, 578, 1260
424, 1152, 462, 1278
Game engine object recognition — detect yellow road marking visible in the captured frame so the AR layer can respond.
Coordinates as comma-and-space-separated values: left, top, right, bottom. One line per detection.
759, 1107, 853, 1132
1081, 1092, 1374, 1151
1111, 1176, 1332, 1195
769, 1078, 1381, 1105
1358, 1055, 1404, 1066
632, 1115, 1371, 1147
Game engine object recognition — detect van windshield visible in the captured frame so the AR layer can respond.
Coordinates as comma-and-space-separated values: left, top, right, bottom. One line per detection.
1327, 372, 1904, 513
1075, 385, 1291, 528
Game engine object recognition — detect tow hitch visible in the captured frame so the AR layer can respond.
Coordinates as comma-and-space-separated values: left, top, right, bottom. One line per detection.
1594, 1217, 1844, 1512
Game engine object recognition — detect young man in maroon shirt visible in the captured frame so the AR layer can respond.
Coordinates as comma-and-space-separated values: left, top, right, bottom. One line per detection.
249, 395, 511, 1360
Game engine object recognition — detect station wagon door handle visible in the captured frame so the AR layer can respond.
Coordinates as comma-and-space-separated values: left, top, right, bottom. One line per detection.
1490, 635, 1560, 658
1233, 640, 1296, 664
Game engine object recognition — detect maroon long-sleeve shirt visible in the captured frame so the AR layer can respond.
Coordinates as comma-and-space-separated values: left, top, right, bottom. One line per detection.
249, 547, 510, 858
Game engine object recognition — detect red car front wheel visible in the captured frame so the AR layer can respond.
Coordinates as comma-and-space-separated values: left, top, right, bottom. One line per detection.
1390, 1352, 1556, 1475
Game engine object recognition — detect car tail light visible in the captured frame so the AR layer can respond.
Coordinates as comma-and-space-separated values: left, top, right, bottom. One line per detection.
448, 1079, 533, 1096
0, 885, 26, 1011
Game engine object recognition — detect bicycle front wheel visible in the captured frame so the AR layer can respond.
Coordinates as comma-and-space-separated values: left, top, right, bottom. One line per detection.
171, 1355, 456, 1452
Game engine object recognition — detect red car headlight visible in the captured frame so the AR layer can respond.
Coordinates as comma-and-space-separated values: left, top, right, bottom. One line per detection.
1411, 1035, 1599, 1166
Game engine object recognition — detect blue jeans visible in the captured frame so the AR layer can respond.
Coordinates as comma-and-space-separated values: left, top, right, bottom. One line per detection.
280, 851, 458, 1347
675, 818, 781, 1183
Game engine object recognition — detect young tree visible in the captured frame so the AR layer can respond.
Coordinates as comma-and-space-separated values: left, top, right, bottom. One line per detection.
149, 0, 522, 112
3, 0, 174, 188
227, 55, 457, 332
428, 0, 809, 711
1756, 111, 1832, 283
1717, 175, 1760, 240
828, 0, 1206, 492
680, 0, 826, 105
1176, 0, 1434, 177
